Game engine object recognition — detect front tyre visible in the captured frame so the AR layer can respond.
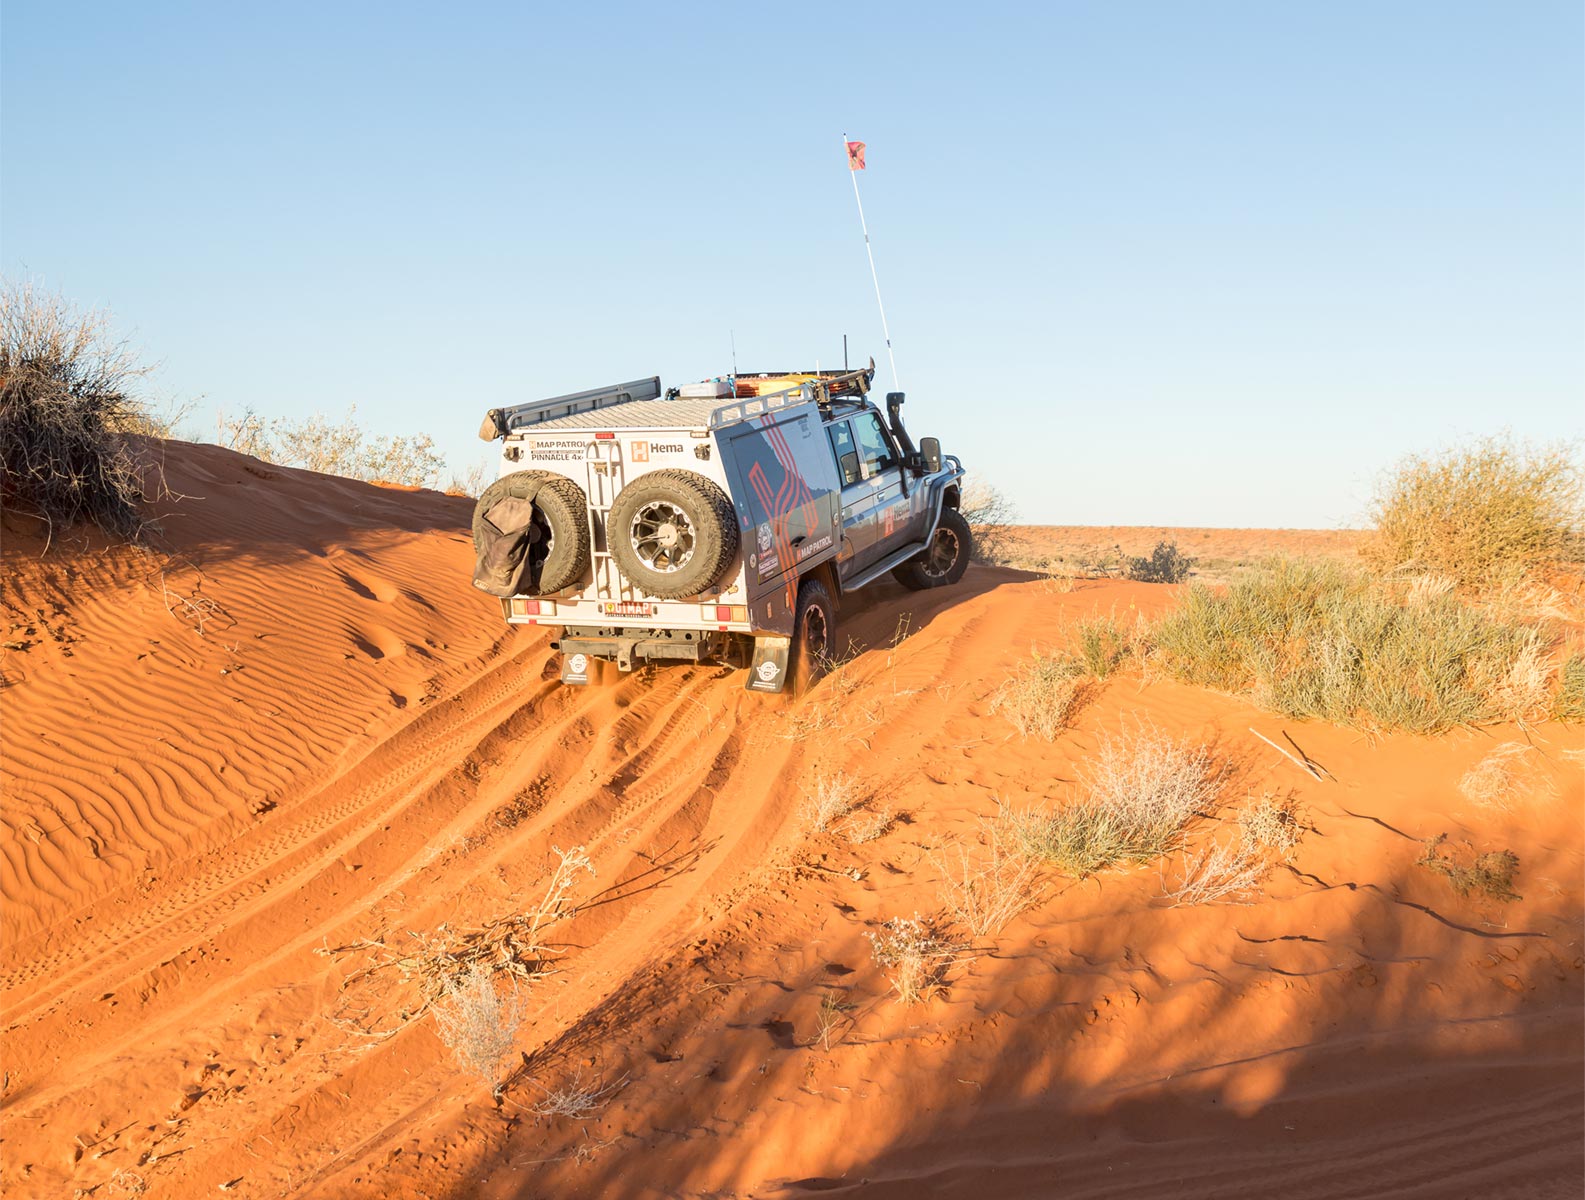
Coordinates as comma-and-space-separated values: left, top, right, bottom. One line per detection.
893, 507, 973, 591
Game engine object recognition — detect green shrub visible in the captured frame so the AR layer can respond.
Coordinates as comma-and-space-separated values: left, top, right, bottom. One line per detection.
1151, 559, 1551, 733
1364, 436, 1581, 587
1556, 653, 1585, 723
1417, 834, 1520, 903
1125, 540, 1194, 584
1073, 614, 1131, 679
991, 651, 1088, 741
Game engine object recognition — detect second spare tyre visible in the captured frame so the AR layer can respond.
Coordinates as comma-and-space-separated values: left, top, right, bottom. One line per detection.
471, 470, 591, 597
607, 468, 739, 599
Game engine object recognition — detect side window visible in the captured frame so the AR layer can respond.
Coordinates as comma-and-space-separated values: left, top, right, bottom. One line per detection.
853, 413, 897, 478
826, 419, 862, 486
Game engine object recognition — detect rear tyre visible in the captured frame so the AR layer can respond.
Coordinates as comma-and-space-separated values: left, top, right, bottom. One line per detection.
792, 576, 837, 686
608, 469, 739, 599
472, 471, 591, 596
893, 507, 973, 591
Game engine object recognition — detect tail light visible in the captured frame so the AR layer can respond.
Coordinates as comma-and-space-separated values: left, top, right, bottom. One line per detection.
704, 604, 748, 624
511, 599, 556, 617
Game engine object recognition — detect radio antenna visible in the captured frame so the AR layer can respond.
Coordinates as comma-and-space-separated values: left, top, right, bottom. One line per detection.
730, 329, 738, 378
842, 133, 899, 391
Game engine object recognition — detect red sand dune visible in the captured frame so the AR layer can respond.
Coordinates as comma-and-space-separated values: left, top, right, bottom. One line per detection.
2, 441, 1580, 1199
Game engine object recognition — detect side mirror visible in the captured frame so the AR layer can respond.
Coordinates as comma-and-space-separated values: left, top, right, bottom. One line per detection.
919, 436, 941, 472
839, 451, 861, 485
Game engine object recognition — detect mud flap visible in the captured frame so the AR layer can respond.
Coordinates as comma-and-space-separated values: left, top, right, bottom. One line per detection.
746, 636, 791, 693
561, 650, 593, 686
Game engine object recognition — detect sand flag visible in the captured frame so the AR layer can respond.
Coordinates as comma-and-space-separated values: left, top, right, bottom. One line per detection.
842, 133, 896, 389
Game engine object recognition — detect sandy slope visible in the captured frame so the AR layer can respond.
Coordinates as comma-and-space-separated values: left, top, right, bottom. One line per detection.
1, 442, 1580, 1199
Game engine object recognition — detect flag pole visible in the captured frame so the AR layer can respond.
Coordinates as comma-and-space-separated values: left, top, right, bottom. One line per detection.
843, 133, 899, 391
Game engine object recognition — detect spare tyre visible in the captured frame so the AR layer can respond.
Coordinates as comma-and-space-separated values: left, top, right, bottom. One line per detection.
471, 470, 591, 597
607, 469, 739, 599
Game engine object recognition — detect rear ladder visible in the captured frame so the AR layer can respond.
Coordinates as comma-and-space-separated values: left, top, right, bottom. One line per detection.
583, 442, 632, 602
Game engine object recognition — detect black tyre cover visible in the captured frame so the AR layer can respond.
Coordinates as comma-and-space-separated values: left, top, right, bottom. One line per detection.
471, 471, 591, 597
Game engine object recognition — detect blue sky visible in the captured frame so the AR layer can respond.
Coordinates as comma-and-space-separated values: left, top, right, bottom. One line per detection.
4, 1, 1580, 526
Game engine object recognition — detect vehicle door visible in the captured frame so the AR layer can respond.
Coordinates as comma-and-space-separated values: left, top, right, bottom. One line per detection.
720, 403, 841, 604
847, 410, 914, 570
825, 416, 878, 578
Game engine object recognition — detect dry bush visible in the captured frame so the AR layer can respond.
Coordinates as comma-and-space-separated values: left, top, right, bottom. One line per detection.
959, 477, 1020, 564
866, 915, 958, 1004
1458, 743, 1553, 811
932, 826, 1042, 938
1, 281, 155, 542
1556, 653, 1585, 723
999, 728, 1220, 877
800, 769, 862, 833
432, 962, 523, 1096
1417, 834, 1520, 902
991, 650, 1088, 740
1363, 436, 1582, 587
1125, 540, 1195, 584
1151, 559, 1554, 733
216, 403, 447, 488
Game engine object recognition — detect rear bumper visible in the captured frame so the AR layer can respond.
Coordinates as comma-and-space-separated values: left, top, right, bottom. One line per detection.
550, 626, 790, 691
551, 627, 739, 672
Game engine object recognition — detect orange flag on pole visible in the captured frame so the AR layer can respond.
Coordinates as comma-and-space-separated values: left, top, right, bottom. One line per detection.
846, 140, 866, 170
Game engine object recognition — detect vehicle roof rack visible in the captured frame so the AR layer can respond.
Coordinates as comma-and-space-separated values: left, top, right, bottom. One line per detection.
479, 376, 661, 441
706, 360, 878, 429
666, 360, 875, 406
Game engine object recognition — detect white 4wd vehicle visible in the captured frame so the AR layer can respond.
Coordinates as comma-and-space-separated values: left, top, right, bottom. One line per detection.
471, 363, 969, 692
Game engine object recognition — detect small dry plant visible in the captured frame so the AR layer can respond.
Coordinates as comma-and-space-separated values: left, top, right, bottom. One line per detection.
991, 650, 1088, 740
810, 989, 856, 1050
526, 1068, 628, 1119
1417, 834, 1520, 902
1168, 792, 1307, 905
433, 962, 523, 1096
866, 915, 958, 1004
801, 769, 862, 833
999, 728, 1221, 877
932, 824, 1042, 938
1168, 836, 1268, 905
321, 844, 594, 1034
843, 804, 894, 844
1459, 743, 1553, 811
1239, 791, 1306, 860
